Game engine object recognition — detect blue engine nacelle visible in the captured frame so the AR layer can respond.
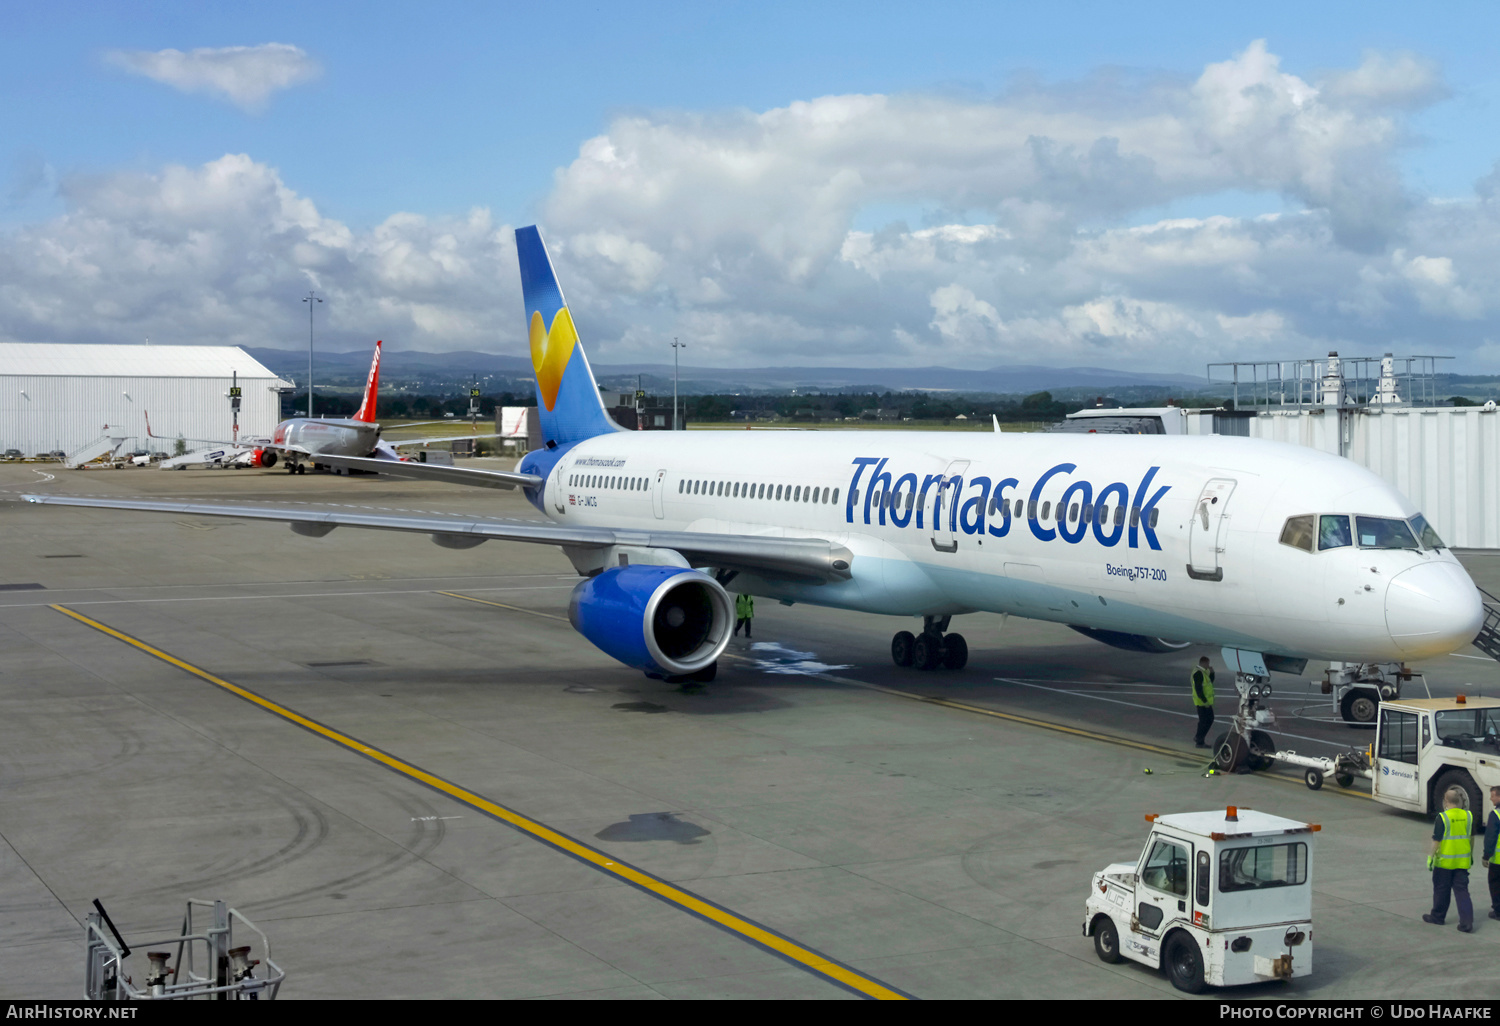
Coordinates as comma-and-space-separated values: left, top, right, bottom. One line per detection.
568, 565, 734, 677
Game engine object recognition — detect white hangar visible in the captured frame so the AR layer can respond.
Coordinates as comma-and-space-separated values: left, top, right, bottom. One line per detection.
0, 344, 293, 459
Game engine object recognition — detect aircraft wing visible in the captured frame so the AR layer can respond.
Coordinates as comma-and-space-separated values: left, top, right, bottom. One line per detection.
312, 453, 542, 490
20, 494, 854, 584
391, 432, 507, 446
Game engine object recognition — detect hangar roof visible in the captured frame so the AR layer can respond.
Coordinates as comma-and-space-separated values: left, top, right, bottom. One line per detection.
0, 344, 290, 381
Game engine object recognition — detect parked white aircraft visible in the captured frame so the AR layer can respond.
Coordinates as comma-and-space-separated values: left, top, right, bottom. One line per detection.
27, 227, 1486, 684
147, 339, 498, 473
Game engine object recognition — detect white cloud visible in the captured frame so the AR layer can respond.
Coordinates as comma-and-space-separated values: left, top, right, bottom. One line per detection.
6, 42, 1500, 374
0, 155, 517, 351
106, 43, 320, 112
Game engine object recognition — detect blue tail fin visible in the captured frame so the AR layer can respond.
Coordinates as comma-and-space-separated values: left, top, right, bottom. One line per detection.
515, 226, 620, 446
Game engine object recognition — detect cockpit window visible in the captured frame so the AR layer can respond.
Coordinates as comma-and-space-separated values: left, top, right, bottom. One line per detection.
1410, 514, 1446, 550
1356, 516, 1420, 550
1280, 515, 1315, 552
1318, 514, 1352, 550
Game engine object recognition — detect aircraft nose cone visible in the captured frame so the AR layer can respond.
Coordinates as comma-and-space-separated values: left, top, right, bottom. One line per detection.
1385, 561, 1484, 657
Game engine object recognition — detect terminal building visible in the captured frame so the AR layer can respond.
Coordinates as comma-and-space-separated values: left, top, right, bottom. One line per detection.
0, 343, 292, 461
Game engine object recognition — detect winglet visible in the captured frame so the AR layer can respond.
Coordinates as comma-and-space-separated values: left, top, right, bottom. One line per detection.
354, 340, 382, 423
993, 415, 1001, 433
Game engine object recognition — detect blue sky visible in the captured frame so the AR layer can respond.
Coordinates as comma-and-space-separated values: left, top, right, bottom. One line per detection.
4, 2, 1500, 370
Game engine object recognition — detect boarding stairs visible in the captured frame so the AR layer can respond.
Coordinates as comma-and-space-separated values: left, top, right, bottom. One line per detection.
1473, 586, 1500, 663
64, 429, 130, 469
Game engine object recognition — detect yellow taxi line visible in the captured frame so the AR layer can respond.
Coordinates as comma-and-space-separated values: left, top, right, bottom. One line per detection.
48, 604, 910, 1001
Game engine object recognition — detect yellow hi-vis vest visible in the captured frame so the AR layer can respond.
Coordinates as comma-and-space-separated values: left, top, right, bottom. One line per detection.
1192, 668, 1215, 707
1436, 808, 1474, 870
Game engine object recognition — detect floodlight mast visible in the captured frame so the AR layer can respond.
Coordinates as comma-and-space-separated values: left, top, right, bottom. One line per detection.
671, 338, 686, 431
303, 291, 322, 418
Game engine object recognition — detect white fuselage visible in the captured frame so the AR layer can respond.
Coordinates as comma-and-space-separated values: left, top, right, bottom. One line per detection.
274, 418, 383, 459
535, 430, 1483, 663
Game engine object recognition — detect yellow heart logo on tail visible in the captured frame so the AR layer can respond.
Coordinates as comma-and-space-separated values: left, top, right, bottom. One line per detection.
530, 307, 578, 411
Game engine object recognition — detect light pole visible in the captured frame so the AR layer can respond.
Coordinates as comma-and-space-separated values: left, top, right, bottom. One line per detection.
303, 291, 322, 418
671, 337, 686, 431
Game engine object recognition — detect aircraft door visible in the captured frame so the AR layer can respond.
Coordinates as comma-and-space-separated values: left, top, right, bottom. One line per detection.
651, 469, 667, 520
1187, 478, 1236, 581
929, 459, 970, 553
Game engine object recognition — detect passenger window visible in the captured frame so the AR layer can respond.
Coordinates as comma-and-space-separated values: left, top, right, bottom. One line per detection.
678, 480, 684, 493
832, 488, 839, 504
1141, 838, 1190, 897
1280, 515, 1314, 552
1041, 501, 1051, 521
1114, 506, 1124, 526
1129, 507, 1139, 527
775, 485, 783, 500
822, 487, 830, 503
794, 486, 801, 501
1318, 514, 1352, 550
1015, 499, 1024, 518
1149, 509, 1159, 529
1070, 503, 1079, 523
1027, 500, 1036, 519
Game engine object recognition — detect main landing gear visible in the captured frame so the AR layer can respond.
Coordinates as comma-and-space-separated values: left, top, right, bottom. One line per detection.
891, 615, 968, 671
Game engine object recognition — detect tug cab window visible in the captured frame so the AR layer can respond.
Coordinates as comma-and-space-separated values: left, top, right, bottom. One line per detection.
1318, 514, 1352, 550
1433, 707, 1500, 752
1141, 838, 1189, 897
1219, 843, 1307, 892
1280, 515, 1315, 552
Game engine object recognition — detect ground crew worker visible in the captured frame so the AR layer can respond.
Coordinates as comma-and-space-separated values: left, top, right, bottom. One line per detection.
1191, 656, 1215, 749
734, 592, 754, 638
1424, 785, 1475, 932
1484, 786, 1500, 922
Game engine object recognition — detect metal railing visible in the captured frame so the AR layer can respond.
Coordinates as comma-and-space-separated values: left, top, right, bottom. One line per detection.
85, 899, 285, 1001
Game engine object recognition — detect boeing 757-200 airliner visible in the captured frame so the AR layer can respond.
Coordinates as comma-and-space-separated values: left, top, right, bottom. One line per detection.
27, 226, 1485, 685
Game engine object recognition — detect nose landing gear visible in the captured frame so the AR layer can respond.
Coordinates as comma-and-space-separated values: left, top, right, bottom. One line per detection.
891, 616, 968, 671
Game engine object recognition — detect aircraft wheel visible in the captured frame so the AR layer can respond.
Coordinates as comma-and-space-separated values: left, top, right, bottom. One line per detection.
891, 631, 915, 667
1341, 689, 1378, 724
1248, 729, 1276, 770
941, 633, 968, 670
912, 633, 941, 671
1211, 731, 1245, 773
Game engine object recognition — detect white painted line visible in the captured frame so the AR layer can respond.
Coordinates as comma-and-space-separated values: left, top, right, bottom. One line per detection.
0, 583, 575, 609
996, 678, 1349, 751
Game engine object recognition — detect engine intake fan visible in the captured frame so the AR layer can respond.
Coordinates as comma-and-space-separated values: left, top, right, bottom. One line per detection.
568, 565, 733, 677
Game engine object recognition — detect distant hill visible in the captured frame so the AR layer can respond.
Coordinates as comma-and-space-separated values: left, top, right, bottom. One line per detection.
245, 347, 1214, 396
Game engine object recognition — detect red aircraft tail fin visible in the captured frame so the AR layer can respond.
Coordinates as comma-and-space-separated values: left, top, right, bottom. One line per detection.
354, 340, 382, 422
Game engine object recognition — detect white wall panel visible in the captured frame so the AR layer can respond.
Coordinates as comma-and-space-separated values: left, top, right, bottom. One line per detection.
0, 375, 284, 456
1248, 406, 1500, 549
